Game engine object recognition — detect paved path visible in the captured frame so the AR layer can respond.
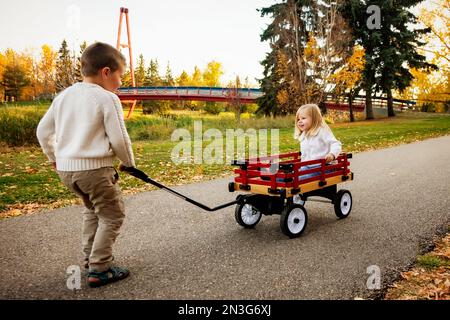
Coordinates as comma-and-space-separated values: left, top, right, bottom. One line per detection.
1, 136, 449, 299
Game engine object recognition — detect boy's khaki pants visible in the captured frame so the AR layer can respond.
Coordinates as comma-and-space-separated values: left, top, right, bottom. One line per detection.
58, 167, 125, 272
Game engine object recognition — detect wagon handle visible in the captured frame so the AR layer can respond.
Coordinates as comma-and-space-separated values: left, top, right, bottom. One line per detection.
119, 166, 238, 212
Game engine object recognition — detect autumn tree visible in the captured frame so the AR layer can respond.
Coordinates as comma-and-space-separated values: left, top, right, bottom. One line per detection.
409, 0, 450, 112
259, 0, 352, 116
176, 71, 191, 86
203, 61, 223, 87
38, 45, 57, 98
329, 46, 365, 121
19, 50, 38, 100
227, 75, 245, 121
0, 49, 30, 101
190, 66, 203, 86
202, 61, 224, 114
0, 52, 5, 101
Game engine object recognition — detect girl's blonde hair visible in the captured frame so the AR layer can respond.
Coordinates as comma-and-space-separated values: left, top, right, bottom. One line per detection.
294, 104, 330, 139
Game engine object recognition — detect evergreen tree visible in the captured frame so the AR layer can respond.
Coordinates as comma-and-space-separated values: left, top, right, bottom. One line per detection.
164, 62, 175, 86
74, 41, 87, 83
375, 0, 437, 116
55, 40, 75, 91
135, 54, 146, 87
142, 59, 164, 114
146, 59, 162, 86
342, 0, 437, 118
258, 50, 281, 116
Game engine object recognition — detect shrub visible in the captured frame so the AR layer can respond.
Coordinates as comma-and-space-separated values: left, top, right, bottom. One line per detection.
204, 102, 223, 115
0, 107, 44, 146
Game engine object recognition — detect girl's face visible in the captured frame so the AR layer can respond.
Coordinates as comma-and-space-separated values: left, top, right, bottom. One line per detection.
297, 112, 312, 132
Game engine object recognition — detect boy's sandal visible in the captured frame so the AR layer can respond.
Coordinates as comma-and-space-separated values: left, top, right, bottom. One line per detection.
87, 266, 130, 288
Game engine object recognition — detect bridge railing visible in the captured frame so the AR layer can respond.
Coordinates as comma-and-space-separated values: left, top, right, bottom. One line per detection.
117, 86, 264, 99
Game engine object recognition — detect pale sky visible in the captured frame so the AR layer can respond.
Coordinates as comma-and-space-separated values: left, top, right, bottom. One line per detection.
0, 0, 277, 85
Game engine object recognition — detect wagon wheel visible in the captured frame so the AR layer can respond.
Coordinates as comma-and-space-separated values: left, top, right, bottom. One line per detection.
334, 189, 352, 219
235, 203, 262, 229
280, 204, 308, 238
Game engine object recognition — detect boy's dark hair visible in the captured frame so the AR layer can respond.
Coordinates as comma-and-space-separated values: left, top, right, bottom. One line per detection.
81, 42, 126, 77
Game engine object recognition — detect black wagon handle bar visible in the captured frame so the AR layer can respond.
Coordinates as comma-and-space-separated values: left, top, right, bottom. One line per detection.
119, 166, 238, 212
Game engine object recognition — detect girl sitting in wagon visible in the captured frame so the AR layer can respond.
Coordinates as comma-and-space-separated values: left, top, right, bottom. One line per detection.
293, 104, 342, 202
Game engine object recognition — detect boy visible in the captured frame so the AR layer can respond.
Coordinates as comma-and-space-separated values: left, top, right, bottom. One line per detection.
37, 42, 135, 288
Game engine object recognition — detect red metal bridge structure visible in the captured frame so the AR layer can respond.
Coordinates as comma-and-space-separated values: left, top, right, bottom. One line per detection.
115, 7, 365, 119
116, 86, 365, 114
117, 86, 263, 104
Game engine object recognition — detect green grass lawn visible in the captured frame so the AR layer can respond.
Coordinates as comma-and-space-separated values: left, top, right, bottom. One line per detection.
1, 111, 450, 217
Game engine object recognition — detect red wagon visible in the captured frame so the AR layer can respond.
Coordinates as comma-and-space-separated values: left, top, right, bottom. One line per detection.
228, 152, 354, 238
121, 152, 354, 239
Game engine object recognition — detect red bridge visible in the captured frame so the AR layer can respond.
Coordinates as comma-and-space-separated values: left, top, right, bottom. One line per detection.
117, 86, 263, 104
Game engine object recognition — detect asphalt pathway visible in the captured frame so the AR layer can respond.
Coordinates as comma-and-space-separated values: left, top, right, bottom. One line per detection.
1, 135, 449, 299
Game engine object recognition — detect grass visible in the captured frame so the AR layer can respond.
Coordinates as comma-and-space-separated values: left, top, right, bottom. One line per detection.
1, 109, 450, 217
417, 254, 450, 270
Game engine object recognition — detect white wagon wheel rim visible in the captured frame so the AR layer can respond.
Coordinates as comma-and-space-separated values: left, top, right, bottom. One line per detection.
241, 204, 261, 225
340, 193, 352, 216
287, 208, 306, 234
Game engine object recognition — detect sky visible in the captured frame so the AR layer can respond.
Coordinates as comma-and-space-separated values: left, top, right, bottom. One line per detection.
0, 0, 277, 85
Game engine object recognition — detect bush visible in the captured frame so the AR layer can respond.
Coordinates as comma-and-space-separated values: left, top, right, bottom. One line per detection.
142, 101, 171, 115
204, 102, 223, 115
0, 107, 44, 146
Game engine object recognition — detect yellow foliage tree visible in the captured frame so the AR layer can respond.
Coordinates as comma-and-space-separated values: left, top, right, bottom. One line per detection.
0, 52, 5, 101
403, 0, 450, 112
176, 70, 191, 86
329, 46, 366, 121
190, 66, 203, 86
39, 45, 57, 98
202, 61, 223, 87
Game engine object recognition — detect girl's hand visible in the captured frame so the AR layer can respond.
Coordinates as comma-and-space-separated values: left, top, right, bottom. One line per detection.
325, 153, 335, 163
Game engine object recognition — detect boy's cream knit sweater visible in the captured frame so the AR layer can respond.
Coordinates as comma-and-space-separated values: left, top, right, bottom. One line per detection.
37, 82, 135, 171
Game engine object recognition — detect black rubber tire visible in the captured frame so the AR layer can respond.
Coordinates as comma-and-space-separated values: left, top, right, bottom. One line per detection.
334, 189, 352, 219
235, 203, 262, 229
280, 204, 308, 238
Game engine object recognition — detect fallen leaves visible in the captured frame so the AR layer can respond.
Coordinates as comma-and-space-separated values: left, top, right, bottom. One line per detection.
0, 199, 79, 220
1, 173, 14, 177
385, 230, 450, 300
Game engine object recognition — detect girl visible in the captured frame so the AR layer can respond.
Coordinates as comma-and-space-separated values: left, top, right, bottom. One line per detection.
295, 104, 342, 165
293, 104, 342, 203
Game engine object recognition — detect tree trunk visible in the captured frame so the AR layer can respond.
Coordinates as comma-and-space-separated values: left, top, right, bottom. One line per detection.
319, 100, 327, 115
365, 84, 374, 120
348, 92, 355, 122
387, 89, 395, 117
236, 103, 242, 122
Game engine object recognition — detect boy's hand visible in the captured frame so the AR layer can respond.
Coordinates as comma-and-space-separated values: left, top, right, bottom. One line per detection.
119, 163, 134, 172
325, 153, 335, 163
51, 162, 57, 170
